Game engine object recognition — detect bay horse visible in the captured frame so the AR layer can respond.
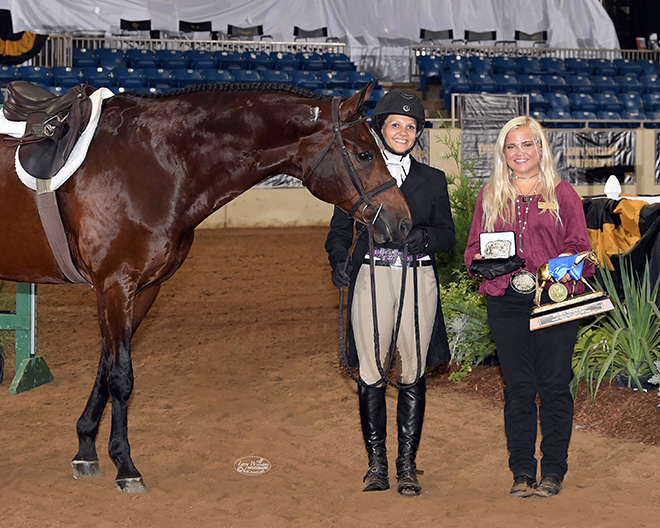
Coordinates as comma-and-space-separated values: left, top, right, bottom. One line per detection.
0, 81, 411, 492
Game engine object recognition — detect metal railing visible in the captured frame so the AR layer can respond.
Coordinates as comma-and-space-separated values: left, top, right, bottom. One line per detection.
33, 34, 348, 68
409, 43, 660, 80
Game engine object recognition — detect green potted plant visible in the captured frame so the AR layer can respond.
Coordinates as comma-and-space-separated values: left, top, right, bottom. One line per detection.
571, 259, 660, 398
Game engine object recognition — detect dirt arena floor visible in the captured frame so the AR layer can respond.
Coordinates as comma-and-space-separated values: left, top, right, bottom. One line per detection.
1, 227, 659, 528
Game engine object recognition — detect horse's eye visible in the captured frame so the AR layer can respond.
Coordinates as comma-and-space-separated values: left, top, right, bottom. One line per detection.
357, 150, 373, 161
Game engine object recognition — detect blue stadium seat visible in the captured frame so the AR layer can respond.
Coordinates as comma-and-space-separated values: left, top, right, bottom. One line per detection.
323, 53, 355, 72
588, 59, 617, 77
119, 86, 161, 95
492, 56, 519, 74
530, 110, 547, 122
493, 73, 521, 93
569, 93, 598, 112
613, 58, 642, 76
46, 85, 66, 96
231, 69, 262, 83
528, 91, 549, 112
643, 92, 660, 112
173, 68, 206, 87
111, 67, 146, 88
620, 110, 645, 128
468, 72, 497, 93
593, 110, 622, 128
594, 92, 623, 112
644, 110, 660, 128
539, 57, 566, 74
345, 70, 377, 88
141, 68, 176, 89
259, 69, 292, 84
417, 55, 443, 92
79, 66, 114, 88
296, 52, 326, 71
200, 69, 235, 83
442, 55, 469, 74
591, 75, 617, 93
0, 65, 19, 83
615, 75, 643, 94
50, 66, 82, 88
541, 74, 568, 93
637, 59, 660, 77
155, 49, 187, 69
571, 110, 597, 128
17, 65, 53, 86
215, 50, 246, 70
72, 47, 97, 68
271, 51, 299, 70
288, 70, 322, 90
317, 70, 350, 90
441, 73, 472, 108
564, 58, 592, 75
545, 109, 574, 128
243, 51, 272, 70
342, 88, 360, 98
546, 92, 570, 111
619, 92, 644, 112
95, 48, 127, 70
125, 49, 158, 69
468, 56, 492, 74
316, 88, 343, 97
519, 73, 544, 92
517, 57, 542, 73
565, 74, 594, 94
640, 74, 660, 93
185, 50, 216, 70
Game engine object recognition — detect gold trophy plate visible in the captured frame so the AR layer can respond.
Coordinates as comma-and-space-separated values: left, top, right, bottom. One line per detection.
530, 290, 614, 331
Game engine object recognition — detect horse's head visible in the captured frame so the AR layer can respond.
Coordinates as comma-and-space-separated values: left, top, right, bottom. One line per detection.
301, 84, 412, 244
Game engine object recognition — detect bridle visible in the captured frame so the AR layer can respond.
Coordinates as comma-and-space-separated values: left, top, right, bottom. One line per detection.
302, 96, 397, 225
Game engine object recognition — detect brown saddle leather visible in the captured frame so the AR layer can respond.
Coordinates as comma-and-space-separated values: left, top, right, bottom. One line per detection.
2, 80, 96, 180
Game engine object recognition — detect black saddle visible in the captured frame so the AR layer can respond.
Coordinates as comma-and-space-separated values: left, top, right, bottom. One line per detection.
2, 80, 96, 180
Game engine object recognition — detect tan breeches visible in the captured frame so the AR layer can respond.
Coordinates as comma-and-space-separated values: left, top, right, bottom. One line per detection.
351, 263, 437, 386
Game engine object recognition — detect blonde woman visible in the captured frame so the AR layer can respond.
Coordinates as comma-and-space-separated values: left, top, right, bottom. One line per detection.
464, 116, 593, 498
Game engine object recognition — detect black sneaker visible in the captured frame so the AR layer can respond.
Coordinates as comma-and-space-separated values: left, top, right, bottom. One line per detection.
535, 476, 562, 497
510, 475, 537, 497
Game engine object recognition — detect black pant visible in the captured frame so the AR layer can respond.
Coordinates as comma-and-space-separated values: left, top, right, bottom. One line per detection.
487, 286, 579, 480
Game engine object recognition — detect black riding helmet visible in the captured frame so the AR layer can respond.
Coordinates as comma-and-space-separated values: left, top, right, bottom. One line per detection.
371, 89, 426, 156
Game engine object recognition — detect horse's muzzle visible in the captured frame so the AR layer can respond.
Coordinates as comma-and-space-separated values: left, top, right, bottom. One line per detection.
373, 213, 411, 244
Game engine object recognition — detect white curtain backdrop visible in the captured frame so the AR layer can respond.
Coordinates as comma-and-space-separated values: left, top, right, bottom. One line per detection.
0, 0, 620, 82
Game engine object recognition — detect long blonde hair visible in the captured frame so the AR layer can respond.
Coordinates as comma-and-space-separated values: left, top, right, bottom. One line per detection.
481, 115, 561, 231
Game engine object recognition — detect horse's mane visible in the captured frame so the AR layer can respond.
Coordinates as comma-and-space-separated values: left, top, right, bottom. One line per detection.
126, 82, 333, 100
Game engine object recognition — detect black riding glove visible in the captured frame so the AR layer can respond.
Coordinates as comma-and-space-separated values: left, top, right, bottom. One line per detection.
403, 228, 428, 254
331, 261, 352, 289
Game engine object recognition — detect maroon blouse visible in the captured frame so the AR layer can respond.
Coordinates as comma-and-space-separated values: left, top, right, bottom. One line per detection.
465, 181, 594, 296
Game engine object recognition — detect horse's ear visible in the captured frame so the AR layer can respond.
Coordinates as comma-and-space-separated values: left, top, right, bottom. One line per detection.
340, 81, 376, 120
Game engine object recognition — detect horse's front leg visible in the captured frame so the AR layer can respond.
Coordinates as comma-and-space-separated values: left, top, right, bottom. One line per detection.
72, 283, 157, 493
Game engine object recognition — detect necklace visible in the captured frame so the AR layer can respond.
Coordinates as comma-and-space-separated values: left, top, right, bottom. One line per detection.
515, 179, 540, 253
513, 173, 539, 181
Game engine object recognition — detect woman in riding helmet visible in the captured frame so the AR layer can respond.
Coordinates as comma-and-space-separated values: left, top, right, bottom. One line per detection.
325, 89, 455, 496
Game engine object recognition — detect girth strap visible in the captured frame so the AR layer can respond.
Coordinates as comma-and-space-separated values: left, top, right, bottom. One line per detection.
35, 179, 89, 284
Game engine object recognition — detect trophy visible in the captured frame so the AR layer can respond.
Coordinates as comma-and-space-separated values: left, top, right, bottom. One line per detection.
529, 250, 614, 331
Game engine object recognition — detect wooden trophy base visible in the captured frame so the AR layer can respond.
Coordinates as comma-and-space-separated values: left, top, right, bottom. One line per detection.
530, 291, 614, 331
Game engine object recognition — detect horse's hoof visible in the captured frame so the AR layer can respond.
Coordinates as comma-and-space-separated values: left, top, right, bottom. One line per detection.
71, 460, 103, 479
115, 477, 149, 493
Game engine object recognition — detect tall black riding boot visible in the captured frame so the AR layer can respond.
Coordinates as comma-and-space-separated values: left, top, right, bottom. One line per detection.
396, 376, 426, 496
358, 383, 389, 492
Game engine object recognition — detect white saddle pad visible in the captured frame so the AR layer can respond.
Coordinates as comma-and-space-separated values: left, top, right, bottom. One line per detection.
0, 87, 115, 191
